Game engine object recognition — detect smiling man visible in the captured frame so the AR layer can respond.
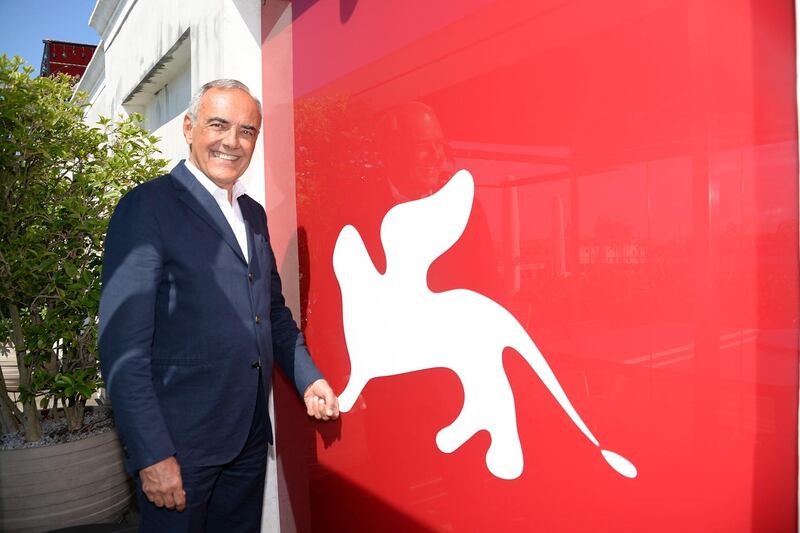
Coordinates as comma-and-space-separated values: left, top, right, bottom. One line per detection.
99, 79, 339, 532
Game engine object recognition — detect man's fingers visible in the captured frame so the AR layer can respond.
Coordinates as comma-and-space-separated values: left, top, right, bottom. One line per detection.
305, 396, 316, 417
163, 492, 176, 510
306, 396, 326, 418
329, 395, 340, 418
304, 381, 340, 420
303, 380, 340, 420
144, 487, 185, 511
174, 489, 187, 512
168, 482, 185, 512
322, 390, 340, 418
319, 394, 332, 417
152, 494, 165, 508
318, 388, 339, 419
317, 398, 328, 420
310, 397, 324, 419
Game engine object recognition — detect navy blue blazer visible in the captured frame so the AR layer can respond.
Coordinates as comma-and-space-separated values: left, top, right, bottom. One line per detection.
98, 161, 322, 474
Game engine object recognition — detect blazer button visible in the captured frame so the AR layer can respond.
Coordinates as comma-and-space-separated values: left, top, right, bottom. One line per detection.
251, 360, 262, 369
255, 315, 262, 324
248, 272, 254, 282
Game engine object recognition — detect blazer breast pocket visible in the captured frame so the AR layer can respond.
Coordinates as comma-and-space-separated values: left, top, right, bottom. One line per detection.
251, 234, 272, 271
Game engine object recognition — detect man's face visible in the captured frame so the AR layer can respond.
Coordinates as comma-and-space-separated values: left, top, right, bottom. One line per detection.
381, 102, 448, 199
182, 87, 261, 190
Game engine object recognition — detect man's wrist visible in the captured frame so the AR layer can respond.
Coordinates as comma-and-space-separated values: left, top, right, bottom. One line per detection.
304, 378, 325, 397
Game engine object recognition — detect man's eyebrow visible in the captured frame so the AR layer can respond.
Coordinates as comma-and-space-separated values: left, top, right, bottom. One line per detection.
204, 117, 257, 131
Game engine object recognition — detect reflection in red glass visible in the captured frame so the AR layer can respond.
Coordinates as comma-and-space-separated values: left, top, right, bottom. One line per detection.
266, 0, 799, 530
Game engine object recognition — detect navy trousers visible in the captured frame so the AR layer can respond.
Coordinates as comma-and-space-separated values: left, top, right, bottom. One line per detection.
136, 376, 269, 533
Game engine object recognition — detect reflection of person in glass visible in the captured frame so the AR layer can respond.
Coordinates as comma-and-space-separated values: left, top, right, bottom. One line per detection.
378, 101, 499, 298
379, 101, 451, 201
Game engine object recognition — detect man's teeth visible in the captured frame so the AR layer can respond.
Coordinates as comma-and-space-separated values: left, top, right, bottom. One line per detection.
213, 152, 239, 161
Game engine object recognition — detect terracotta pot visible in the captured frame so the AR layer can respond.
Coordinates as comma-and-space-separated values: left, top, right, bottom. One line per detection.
0, 428, 133, 533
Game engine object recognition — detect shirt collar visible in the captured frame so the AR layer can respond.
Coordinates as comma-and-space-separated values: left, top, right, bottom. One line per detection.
183, 159, 247, 203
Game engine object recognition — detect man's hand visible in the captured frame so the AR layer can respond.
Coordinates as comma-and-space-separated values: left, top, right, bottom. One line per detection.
304, 379, 340, 421
139, 456, 186, 511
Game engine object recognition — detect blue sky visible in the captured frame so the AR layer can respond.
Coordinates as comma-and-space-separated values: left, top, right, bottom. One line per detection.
0, 0, 100, 75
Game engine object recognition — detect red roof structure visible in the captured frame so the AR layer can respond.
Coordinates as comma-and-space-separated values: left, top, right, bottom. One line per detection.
40, 40, 97, 78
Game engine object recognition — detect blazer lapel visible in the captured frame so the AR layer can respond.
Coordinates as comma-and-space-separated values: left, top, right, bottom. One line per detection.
170, 162, 247, 265
239, 194, 269, 272
239, 197, 260, 272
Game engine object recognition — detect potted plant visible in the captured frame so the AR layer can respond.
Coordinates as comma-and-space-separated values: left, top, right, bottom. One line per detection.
0, 55, 166, 532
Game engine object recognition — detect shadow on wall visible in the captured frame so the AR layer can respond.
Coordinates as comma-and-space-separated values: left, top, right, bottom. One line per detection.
291, 0, 360, 24
309, 464, 437, 533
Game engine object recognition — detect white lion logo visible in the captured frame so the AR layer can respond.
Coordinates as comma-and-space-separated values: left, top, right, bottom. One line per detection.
333, 170, 637, 480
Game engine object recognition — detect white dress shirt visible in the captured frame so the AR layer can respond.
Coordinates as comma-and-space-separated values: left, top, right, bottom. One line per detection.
184, 159, 249, 264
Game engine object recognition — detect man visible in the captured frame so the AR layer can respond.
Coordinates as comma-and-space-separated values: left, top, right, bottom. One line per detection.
99, 79, 339, 532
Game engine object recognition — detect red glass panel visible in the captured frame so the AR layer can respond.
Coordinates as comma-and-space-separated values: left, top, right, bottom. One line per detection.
270, 0, 799, 530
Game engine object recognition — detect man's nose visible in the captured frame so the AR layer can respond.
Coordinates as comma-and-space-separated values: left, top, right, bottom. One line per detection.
420, 141, 444, 164
432, 143, 445, 164
221, 126, 240, 149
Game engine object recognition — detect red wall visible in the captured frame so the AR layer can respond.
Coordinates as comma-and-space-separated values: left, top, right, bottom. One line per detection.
267, 1, 799, 530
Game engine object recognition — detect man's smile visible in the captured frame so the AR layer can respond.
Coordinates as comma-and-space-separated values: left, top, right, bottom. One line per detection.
212, 151, 240, 161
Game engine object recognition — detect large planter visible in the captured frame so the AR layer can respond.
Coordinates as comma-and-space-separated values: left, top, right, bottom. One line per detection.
0, 427, 133, 533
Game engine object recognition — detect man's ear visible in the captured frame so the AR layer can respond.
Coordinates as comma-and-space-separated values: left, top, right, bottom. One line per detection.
182, 114, 193, 151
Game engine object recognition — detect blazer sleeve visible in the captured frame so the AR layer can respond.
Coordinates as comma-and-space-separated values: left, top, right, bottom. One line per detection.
261, 213, 323, 397
98, 187, 176, 473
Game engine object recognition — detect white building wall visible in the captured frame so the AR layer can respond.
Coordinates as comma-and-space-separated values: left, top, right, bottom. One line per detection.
142, 66, 191, 133
76, 2, 282, 531
77, 0, 267, 206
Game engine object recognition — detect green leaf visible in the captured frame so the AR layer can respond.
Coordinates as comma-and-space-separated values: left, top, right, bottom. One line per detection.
63, 261, 77, 278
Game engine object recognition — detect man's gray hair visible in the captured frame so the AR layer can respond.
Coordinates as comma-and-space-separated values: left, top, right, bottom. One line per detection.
187, 79, 263, 125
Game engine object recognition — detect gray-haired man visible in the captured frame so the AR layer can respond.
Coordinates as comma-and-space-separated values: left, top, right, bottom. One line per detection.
99, 79, 339, 532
